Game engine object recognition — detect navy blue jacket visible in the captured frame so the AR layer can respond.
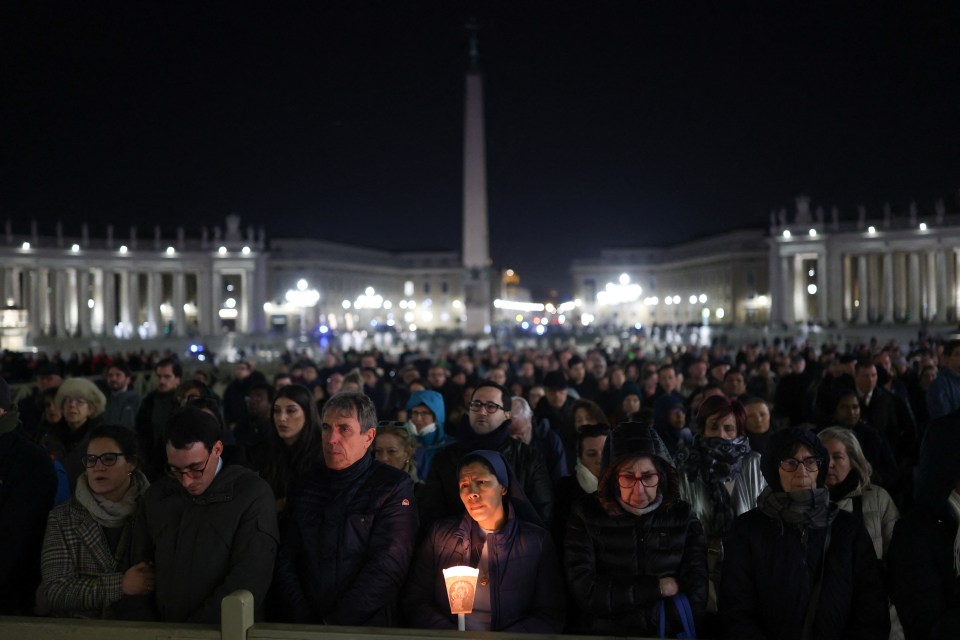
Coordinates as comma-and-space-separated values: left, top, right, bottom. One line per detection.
403, 508, 565, 632
273, 453, 419, 626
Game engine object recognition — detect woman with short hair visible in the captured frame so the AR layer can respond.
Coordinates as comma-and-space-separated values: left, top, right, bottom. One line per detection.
41, 378, 108, 488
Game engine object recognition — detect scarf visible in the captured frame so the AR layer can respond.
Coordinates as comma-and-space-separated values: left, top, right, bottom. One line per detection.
617, 494, 663, 516
948, 490, 960, 576
458, 417, 511, 452
75, 469, 149, 528
574, 460, 598, 494
406, 420, 436, 437
828, 469, 861, 502
678, 435, 752, 537
757, 486, 837, 532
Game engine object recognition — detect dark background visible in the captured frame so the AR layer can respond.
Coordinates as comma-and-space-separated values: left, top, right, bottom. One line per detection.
3, 2, 959, 297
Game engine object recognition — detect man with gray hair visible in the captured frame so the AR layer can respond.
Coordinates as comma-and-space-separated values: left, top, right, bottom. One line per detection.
508, 396, 568, 482
273, 391, 418, 626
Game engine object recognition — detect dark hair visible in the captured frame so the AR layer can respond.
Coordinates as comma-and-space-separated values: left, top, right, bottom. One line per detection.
166, 406, 222, 451
695, 395, 747, 436
260, 384, 324, 494
87, 424, 139, 462
321, 390, 378, 431
177, 380, 214, 404
186, 396, 225, 430
156, 357, 183, 379
472, 380, 511, 411
107, 362, 133, 379
577, 423, 611, 458
572, 399, 607, 427
723, 369, 744, 381
274, 372, 293, 386
854, 360, 876, 373
944, 339, 960, 358
657, 364, 676, 375
248, 381, 276, 403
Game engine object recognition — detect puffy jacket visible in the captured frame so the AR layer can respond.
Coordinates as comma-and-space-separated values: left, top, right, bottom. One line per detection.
403, 509, 564, 632
834, 484, 899, 559
564, 495, 708, 636
720, 508, 889, 640
272, 453, 419, 626
132, 464, 279, 623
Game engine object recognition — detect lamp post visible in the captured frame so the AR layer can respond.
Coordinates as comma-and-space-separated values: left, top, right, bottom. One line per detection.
285, 279, 320, 341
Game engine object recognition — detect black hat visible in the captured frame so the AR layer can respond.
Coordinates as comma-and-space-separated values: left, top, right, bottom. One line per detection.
760, 428, 829, 491
542, 371, 567, 391
35, 362, 60, 377
568, 355, 585, 367
838, 353, 857, 365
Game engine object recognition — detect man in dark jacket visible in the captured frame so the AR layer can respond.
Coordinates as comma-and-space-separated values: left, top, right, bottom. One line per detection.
508, 396, 567, 482
0, 376, 58, 615
420, 381, 554, 531
135, 358, 182, 480
273, 391, 419, 626
131, 407, 278, 623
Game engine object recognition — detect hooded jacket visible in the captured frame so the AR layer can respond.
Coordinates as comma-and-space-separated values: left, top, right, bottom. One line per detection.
564, 422, 708, 636
405, 390, 447, 479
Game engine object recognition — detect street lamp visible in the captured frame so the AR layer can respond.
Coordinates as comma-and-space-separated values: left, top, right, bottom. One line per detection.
285, 279, 320, 340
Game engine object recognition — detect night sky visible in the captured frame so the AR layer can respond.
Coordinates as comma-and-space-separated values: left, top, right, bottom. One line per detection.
3, 3, 959, 297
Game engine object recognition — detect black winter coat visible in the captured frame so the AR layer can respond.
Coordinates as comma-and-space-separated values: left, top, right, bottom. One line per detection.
403, 510, 565, 632
272, 454, 419, 626
887, 505, 960, 639
564, 495, 708, 636
720, 508, 889, 640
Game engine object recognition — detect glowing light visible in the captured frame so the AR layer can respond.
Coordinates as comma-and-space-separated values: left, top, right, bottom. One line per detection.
644, 296, 659, 306
71, 244, 80, 252
87, 299, 95, 309
319, 325, 329, 334
119, 245, 127, 254
218, 246, 227, 255
698, 294, 707, 303
505, 269, 515, 276
783, 230, 792, 239
515, 314, 524, 322
408, 323, 417, 332
365, 286, 375, 296
596, 280, 642, 306
297, 279, 308, 291
218, 309, 238, 319
342, 300, 351, 309
672, 295, 681, 304
241, 246, 251, 255
580, 313, 595, 326
619, 273, 630, 285
919, 222, 928, 231
665, 297, 673, 306
807, 284, 818, 294
224, 298, 237, 309
717, 308, 725, 319
452, 299, 463, 308
689, 295, 698, 305
557, 300, 577, 312
399, 300, 408, 309
702, 308, 710, 318
21, 242, 31, 250
166, 246, 175, 255
494, 299, 546, 312
867, 226, 876, 234
285, 286, 320, 308
808, 269, 815, 277
757, 295, 769, 306
521, 321, 530, 330
198, 354, 206, 361
535, 325, 546, 335
809, 229, 817, 237
404, 311, 415, 322
558, 314, 566, 324
383, 300, 393, 310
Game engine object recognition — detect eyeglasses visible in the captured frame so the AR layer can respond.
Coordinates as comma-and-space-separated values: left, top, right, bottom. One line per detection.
63, 397, 89, 407
82, 452, 124, 468
779, 457, 822, 472
410, 409, 434, 418
468, 400, 505, 414
617, 472, 661, 488
167, 449, 214, 480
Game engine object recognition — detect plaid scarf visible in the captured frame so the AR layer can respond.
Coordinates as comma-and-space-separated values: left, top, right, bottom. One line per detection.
757, 486, 837, 531
678, 435, 752, 536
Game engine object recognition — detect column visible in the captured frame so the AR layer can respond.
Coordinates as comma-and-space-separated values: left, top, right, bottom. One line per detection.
197, 267, 213, 335
856, 254, 868, 324
936, 249, 950, 323
894, 252, 907, 320
5, 267, 22, 307
769, 247, 782, 324
173, 271, 186, 337
253, 258, 268, 333
882, 252, 894, 324
91, 268, 105, 335
102, 269, 116, 335
908, 252, 921, 323
780, 256, 794, 323
239, 270, 250, 333
926, 250, 938, 321
38, 268, 51, 336
816, 253, 827, 323
53, 270, 67, 337
146, 272, 162, 338
128, 271, 141, 337
77, 270, 92, 337
842, 254, 853, 322
826, 249, 843, 325
28, 270, 42, 338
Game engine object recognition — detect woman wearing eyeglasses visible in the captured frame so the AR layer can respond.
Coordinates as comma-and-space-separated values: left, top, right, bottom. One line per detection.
37, 424, 153, 618
39, 378, 107, 489
720, 428, 889, 639
564, 421, 707, 636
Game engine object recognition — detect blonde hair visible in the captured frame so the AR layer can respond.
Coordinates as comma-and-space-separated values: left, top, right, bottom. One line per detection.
818, 427, 873, 491
54, 378, 107, 418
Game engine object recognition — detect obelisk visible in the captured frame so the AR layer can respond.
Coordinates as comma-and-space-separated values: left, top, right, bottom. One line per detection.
462, 19, 492, 335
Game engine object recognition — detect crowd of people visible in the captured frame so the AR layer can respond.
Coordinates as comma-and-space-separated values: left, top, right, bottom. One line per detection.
1, 335, 959, 638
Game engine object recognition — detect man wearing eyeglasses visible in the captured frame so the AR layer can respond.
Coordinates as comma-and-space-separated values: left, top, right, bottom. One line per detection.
419, 381, 553, 532
129, 406, 278, 623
